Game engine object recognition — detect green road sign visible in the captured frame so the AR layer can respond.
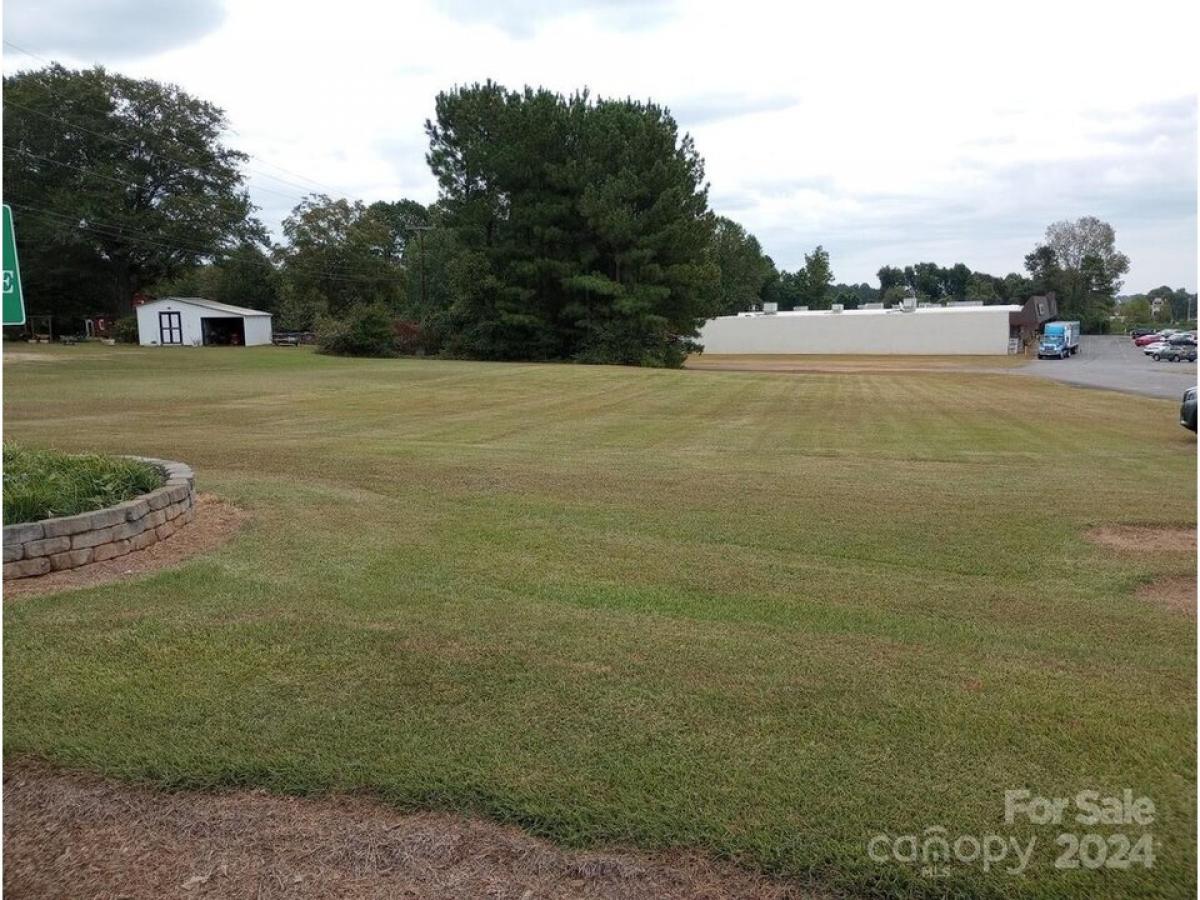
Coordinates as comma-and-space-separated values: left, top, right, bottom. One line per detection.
3, 204, 26, 326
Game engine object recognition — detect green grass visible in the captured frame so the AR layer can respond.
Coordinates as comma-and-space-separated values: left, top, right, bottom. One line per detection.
3, 344, 1195, 899
3, 442, 162, 525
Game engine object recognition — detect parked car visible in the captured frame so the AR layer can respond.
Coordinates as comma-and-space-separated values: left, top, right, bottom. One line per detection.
1129, 327, 1157, 338
1181, 388, 1197, 432
1153, 345, 1197, 362
1134, 333, 1166, 346
1153, 336, 1198, 362
1142, 342, 1169, 356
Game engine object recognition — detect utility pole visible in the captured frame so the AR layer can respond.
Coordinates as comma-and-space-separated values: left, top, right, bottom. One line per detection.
408, 225, 433, 307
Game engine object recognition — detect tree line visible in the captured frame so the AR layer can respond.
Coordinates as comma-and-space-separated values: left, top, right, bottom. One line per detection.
4, 63, 1168, 362
686, 208, 1155, 334
1117, 286, 1196, 327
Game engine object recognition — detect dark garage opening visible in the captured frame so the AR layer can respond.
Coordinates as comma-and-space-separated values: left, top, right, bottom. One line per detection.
201, 317, 245, 346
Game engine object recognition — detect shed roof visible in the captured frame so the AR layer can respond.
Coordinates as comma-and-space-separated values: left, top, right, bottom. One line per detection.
141, 297, 272, 317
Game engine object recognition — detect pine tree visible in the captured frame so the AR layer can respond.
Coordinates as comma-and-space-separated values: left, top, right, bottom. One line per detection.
425, 83, 717, 366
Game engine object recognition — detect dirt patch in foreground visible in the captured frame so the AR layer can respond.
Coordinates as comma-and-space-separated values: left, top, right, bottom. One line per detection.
4, 494, 248, 600
1085, 524, 1196, 555
1136, 575, 1198, 616
3, 761, 814, 900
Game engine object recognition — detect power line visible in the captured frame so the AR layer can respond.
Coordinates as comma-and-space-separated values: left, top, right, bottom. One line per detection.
3, 100, 323, 205
3, 101, 415, 279
15, 204, 406, 287
4, 145, 142, 188
3, 39, 356, 203
6, 190, 411, 283
3, 38, 59, 67
3, 38, 417, 287
7, 202, 408, 286
3, 147, 412, 282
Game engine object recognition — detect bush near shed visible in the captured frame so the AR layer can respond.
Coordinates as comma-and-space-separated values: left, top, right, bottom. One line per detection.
314, 305, 397, 357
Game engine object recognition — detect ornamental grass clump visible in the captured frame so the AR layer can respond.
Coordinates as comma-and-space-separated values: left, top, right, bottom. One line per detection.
3, 444, 163, 525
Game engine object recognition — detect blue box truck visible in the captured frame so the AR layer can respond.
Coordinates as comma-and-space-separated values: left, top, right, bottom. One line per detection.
1037, 321, 1080, 359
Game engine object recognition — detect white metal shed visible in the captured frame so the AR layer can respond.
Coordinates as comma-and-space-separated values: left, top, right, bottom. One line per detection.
135, 297, 273, 347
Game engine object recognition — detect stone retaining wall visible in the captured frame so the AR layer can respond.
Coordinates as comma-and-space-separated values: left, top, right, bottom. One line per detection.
3, 457, 195, 580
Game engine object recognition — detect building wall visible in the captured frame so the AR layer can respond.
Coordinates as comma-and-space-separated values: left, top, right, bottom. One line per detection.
697, 308, 1016, 355
136, 300, 272, 347
137, 300, 202, 346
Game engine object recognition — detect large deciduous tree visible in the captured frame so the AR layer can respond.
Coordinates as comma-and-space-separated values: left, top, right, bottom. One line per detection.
155, 242, 280, 312
277, 195, 407, 317
876, 265, 905, 299
965, 273, 1001, 302
1029, 216, 1129, 330
904, 262, 944, 300
3, 64, 262, 318
1120, 296, 1153, 325
942, 263, 972, 300
1146, 285, 1197, 323
796, 245, 834, 308
711, 217, 775, 314
1042, 217, 1130, 290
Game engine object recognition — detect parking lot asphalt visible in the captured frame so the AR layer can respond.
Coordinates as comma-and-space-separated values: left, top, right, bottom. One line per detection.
1015, 335, 1197, 400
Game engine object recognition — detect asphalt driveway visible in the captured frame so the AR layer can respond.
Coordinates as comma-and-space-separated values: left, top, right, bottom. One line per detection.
1018, 335, 1196, 400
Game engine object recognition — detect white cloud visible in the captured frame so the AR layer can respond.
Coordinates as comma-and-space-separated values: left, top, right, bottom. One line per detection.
4, 0, 225, 61
3, 0, 1196, 290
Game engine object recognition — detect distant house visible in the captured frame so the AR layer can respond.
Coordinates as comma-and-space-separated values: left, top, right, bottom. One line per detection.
135, 297, 273, 347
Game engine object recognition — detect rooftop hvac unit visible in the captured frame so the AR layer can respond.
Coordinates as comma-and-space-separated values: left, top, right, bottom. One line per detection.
795, 305, 809, 312
830, 304, 844, 313
762, 301, 778, 314
901, 297, 918, 312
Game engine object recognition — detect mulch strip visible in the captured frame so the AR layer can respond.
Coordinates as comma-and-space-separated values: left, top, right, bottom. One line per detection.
4, 494, 248, 600
3, 760, 818, 899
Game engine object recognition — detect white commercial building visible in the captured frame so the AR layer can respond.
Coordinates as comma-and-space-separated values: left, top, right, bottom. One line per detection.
135, 297, 273, 347
698, 303, 1023, 355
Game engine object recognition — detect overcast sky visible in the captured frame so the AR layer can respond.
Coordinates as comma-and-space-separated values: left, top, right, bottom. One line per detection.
4, 0, 1197, 291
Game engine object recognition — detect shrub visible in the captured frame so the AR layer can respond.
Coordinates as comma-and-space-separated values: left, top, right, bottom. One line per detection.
2, 444, 163, 525
276, 286, 327, 332
112, 317, 139, 343
392, 319, 425, 355
575, 318, 699, 368
315, 304, 397, 357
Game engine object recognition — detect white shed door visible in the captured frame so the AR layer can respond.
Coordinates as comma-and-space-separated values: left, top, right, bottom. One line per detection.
159, 311, 183, 345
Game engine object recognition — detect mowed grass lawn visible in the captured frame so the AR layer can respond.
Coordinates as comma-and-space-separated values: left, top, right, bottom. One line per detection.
3, 345, 1195, 899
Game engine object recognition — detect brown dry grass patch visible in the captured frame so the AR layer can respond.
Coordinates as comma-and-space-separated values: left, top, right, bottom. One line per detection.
1086, 524, 1197, 554
1, 351, 67, 364
1136, 575, 1198, 616
3, 493, 248, 600
2, 760, 815, 900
